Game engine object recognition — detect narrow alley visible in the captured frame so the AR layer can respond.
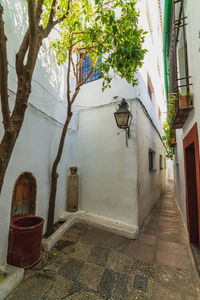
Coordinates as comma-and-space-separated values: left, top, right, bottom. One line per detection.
6, 183, 200, 300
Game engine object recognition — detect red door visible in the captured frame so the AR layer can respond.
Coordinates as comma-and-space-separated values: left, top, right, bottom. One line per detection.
183, 123, 200, 245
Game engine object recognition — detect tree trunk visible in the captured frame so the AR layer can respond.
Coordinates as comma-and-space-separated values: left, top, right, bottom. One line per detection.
46, 110, 72, 235
0, 77, 33, 193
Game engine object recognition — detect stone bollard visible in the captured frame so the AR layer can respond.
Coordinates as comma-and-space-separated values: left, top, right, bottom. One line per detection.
67, 167, 79, 212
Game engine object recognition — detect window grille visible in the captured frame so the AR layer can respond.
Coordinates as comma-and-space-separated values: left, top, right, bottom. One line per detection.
80, 56, 102, 83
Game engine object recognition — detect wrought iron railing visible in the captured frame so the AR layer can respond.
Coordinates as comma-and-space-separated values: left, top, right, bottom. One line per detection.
167, 0, 192, 127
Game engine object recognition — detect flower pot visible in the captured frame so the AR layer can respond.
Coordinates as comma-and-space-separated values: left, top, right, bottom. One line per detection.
171, 137, 176, 144
179, 96, 192, 109
7, 215, 44, 269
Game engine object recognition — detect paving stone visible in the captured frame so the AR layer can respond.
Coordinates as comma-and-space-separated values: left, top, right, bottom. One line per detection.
63, 227, 84, 242
123, 240, 155, 263
66, 240, 93, 260
112, 271, 129, 299
98, 268, 118, 299
138, 233, 156, 246
58, 257, 83, 281
124, 260, 156, 279
6, 275, 52, 300
54, 239, 76, 251
159, 220, 180, 228
103, 233, 130, 251
77, 262, 104, 290
72, 222, 90, 231
159, 215, 182, 223
106, 250, 132, 273
6, 183, 200, 300
156, 250, 190, 270
88, 245, 109, 267
63, 291, 104, 300
67, 281, 92, 297
42, 275, 73, 300
156, 265, 196, 294
81, 227, 113, 246
157, 240, 188, 256
158, 228, 187, 244
152, 282, 182, 300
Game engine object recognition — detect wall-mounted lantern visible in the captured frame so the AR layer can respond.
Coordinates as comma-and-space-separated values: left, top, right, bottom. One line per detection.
114, 98, 132, 147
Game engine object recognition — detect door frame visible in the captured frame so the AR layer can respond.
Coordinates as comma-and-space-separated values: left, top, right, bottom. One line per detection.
11, 172, 37, 220
183, 123, 200, 244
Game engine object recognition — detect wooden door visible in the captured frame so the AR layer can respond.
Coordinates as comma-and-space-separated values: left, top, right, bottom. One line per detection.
183, 123, 200, 246
11, 172, 36, 220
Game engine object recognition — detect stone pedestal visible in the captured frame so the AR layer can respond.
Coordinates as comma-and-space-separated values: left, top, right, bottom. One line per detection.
67, 167, 78, 212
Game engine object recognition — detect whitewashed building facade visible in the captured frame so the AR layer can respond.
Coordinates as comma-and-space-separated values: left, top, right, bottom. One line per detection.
0, 0, 166, 265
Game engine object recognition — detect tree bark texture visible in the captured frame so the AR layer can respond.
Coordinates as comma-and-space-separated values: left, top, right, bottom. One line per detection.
0, 64, 39, 193
46, 110, 72, 235
46, 50, 93, 235
0, 1, 71, 194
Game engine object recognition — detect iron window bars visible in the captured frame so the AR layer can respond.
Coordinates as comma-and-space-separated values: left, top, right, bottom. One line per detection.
79, 56, 102, 83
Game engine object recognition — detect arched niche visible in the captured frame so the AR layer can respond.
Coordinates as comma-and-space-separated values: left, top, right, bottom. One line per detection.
11, 172, 37, 220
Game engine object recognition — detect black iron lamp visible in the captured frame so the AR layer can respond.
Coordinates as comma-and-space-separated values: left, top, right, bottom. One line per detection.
114, 98, 132, 147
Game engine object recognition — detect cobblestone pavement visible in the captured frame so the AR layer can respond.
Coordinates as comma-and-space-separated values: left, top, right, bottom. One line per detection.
6, 183, 200, 299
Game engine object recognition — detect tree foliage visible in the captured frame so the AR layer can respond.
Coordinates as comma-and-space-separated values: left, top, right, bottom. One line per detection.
0, 0, 146, 233
50, 0, 147, 90
163, 119, 174, 160
46, 0, 147, 234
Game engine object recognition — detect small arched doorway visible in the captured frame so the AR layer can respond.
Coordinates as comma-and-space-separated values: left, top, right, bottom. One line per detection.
11, 172, 37, 220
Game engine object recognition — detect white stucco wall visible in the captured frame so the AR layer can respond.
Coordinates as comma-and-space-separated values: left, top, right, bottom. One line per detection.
0, 0, 166, 265
166, 159, 174, 181
0, 91, 72, 264
0, 0, 73, 264
69, 102, 139, 227
172, 0, 200, 228
173, 130, 187, 225
69, 99, 166, 229
137, 101, 166, 227
74, 0, 166, 135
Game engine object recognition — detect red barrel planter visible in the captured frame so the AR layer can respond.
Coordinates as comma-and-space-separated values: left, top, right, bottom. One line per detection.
7, 215, 44, 269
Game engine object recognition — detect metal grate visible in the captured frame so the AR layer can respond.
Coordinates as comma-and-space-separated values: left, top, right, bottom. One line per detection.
133, 275, 148, 292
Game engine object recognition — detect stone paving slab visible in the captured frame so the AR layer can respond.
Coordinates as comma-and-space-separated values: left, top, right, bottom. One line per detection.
6, 183, 200, 300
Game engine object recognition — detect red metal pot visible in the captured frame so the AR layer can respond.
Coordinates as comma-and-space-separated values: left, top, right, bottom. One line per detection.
7, 215, 44, 269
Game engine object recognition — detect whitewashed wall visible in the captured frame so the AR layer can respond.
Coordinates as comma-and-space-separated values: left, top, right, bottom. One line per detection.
0, 0, 166, 265
173, 130, 187, 225
74, 0, 166, 135
69, 102, 139, 226
166, 159, 174, 181
0, 91, 73, 264
137, 101, 166, 227
0, 0, 73, 264
69, 99, 166, 229
172, 0, 200, 227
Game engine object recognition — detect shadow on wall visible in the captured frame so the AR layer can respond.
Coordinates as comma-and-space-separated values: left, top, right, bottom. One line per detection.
4, 0, 65, 102
136, 71, 163, 135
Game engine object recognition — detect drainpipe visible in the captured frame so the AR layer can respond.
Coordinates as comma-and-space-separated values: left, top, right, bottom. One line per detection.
163, 0, 173, 100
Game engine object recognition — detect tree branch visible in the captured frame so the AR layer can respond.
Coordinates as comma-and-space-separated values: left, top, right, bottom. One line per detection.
16, 30, 29, 77
43, 0, 79, 38
42, 0, 59, 37
36, 0, 44, 25
0, 5, 10, 130
71, 65, 93, 105
71, 55, 78, 85
27, 0, 36, 39
67, 49, 72, 104
48, 0, 59, 25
